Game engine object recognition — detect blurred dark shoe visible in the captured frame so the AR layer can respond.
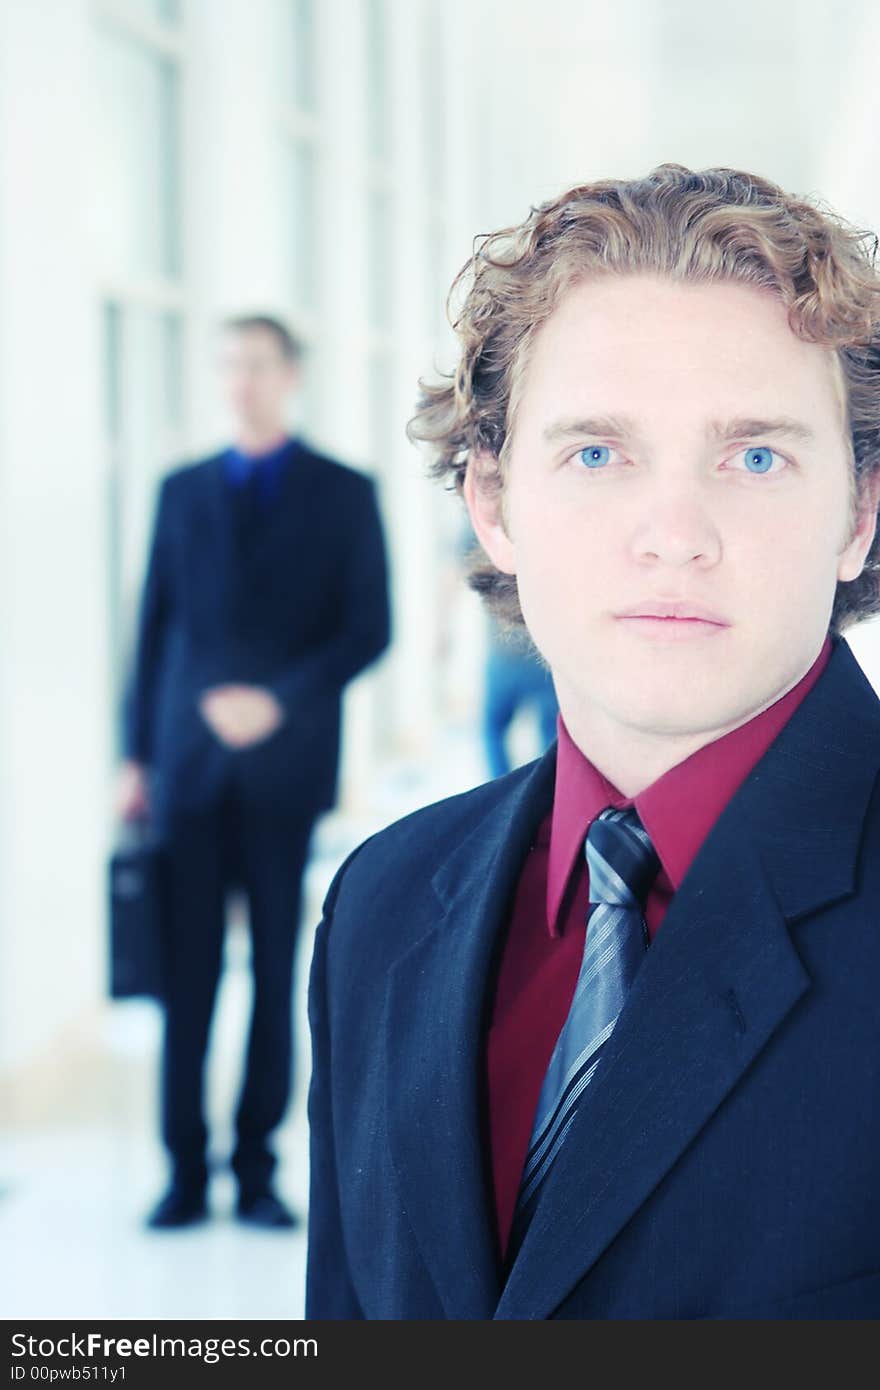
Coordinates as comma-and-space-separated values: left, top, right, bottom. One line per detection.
145, 1185, 208, 1229
236, 1189, 300, 1229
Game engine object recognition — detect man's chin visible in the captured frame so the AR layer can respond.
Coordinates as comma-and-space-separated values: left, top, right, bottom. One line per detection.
593, 679, 756, 743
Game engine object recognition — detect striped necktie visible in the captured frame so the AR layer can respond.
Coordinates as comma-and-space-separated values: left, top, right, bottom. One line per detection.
510, 806, 660, 1251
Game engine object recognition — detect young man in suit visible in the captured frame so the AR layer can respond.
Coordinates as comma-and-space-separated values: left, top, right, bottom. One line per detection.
306, 165, 880, 1318
117, 315, 390, 1230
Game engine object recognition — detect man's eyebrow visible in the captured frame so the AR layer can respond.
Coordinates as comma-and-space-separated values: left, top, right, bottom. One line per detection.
542, 415, 638, 442
707, 416, 816, 444
541, 414, 817, 444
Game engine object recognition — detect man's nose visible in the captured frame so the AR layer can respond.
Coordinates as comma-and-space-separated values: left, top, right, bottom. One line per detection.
628, 488, 722, 568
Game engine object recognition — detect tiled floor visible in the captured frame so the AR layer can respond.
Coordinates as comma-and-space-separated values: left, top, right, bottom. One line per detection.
0, 722, 491, 1322
1, 922, 317, 1320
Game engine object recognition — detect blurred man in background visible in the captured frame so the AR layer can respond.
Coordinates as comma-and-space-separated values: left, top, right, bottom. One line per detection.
117, 314, 390, 1230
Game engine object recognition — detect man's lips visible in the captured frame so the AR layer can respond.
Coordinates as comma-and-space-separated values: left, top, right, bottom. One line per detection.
614, 601, 730, 625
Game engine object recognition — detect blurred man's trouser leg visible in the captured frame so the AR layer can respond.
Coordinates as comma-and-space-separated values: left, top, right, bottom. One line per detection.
160, 796, 230, 1195
160, 785, 312, 1197
230, 799, 313, 1198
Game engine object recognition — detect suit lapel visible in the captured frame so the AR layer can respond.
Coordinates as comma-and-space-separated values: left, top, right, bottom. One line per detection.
249, 439, 314, 557
202, 453, 238, 586
202, 441, 313, 581
496, 832, 807, 1318
384, 748, 557, 1320
496, 636, 880, 1319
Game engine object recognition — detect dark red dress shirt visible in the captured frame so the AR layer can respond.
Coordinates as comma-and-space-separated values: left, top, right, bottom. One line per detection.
485, 636, 832, 1259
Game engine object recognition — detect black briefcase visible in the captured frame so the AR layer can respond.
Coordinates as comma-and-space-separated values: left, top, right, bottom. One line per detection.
108, 821, 168, 1001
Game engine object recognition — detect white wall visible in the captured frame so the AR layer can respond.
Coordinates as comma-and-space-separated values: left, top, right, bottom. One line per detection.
0, 0, 111, 1068
470, 0, 873, 226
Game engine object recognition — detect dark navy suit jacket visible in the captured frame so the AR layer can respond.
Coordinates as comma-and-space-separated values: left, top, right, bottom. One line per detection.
125, 440, 390, 823
306, 634, 880, 1319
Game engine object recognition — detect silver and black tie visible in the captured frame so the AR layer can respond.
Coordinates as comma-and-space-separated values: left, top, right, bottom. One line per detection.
510, 806, 660, 1251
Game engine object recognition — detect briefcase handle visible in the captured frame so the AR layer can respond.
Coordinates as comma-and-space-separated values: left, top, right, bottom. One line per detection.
114, 814, 163, 855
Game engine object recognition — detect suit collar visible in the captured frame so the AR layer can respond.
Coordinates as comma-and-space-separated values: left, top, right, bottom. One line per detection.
384, 749, 556, 1319
429, 747, 558, 916
717, 634, 880, 921
387, 636, 880, 1320
203, 442, 316, 571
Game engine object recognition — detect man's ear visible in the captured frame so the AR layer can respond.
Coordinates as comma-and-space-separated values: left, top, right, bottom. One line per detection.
463, 450, 517, 575
838, 470, 880, 582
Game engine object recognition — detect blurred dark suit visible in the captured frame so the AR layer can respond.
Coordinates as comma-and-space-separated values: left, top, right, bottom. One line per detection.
125, 437, 390, 1197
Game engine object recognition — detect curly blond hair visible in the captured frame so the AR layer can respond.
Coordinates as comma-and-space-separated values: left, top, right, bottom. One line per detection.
408, 164, 880, 634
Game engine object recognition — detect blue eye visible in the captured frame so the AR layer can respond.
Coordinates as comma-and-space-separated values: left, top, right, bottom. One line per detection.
579, 445, 611, 468
742, 446, 776, 474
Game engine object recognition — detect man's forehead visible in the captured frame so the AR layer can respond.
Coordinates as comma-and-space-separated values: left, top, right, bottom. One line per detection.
519, 291, 849, 440
219, 329, 286, 360
531, 275, 821, 372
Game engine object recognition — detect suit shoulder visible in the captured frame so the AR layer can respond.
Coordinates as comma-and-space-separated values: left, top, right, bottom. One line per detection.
160, 454, 225, 494
298, 444, 377, 494
324, 760, 541, 912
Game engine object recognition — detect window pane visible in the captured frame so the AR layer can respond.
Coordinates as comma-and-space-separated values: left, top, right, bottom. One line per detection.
293, 337, 321, 436
103, 302, 124, 444
422, 2, 445, 200
287, 139, 320, 315
289, 0, 317, 113
365, 0, 391, 164
426, 218, 448, 340
366, 185, 393, 332
368, 350, 394, 472
117, 0, 181, 22
103, 303, 185, 717
163, 313, 184, 429
123, 306, 184, 493
103, 303, 126, 744
93, 27, 181, 278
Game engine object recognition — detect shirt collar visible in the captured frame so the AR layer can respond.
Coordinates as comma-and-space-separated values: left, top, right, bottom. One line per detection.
545, 634, 833, 936
225, 433, 296, 483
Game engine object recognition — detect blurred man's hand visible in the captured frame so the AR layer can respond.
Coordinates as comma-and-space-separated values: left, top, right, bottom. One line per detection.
198, 684, 285, 749
116, 760, 151, 822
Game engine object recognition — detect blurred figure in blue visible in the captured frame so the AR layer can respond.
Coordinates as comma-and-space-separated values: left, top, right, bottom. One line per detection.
483, 623, 559, 779
455, 520, 558, 777
115, 314, 390, 1230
